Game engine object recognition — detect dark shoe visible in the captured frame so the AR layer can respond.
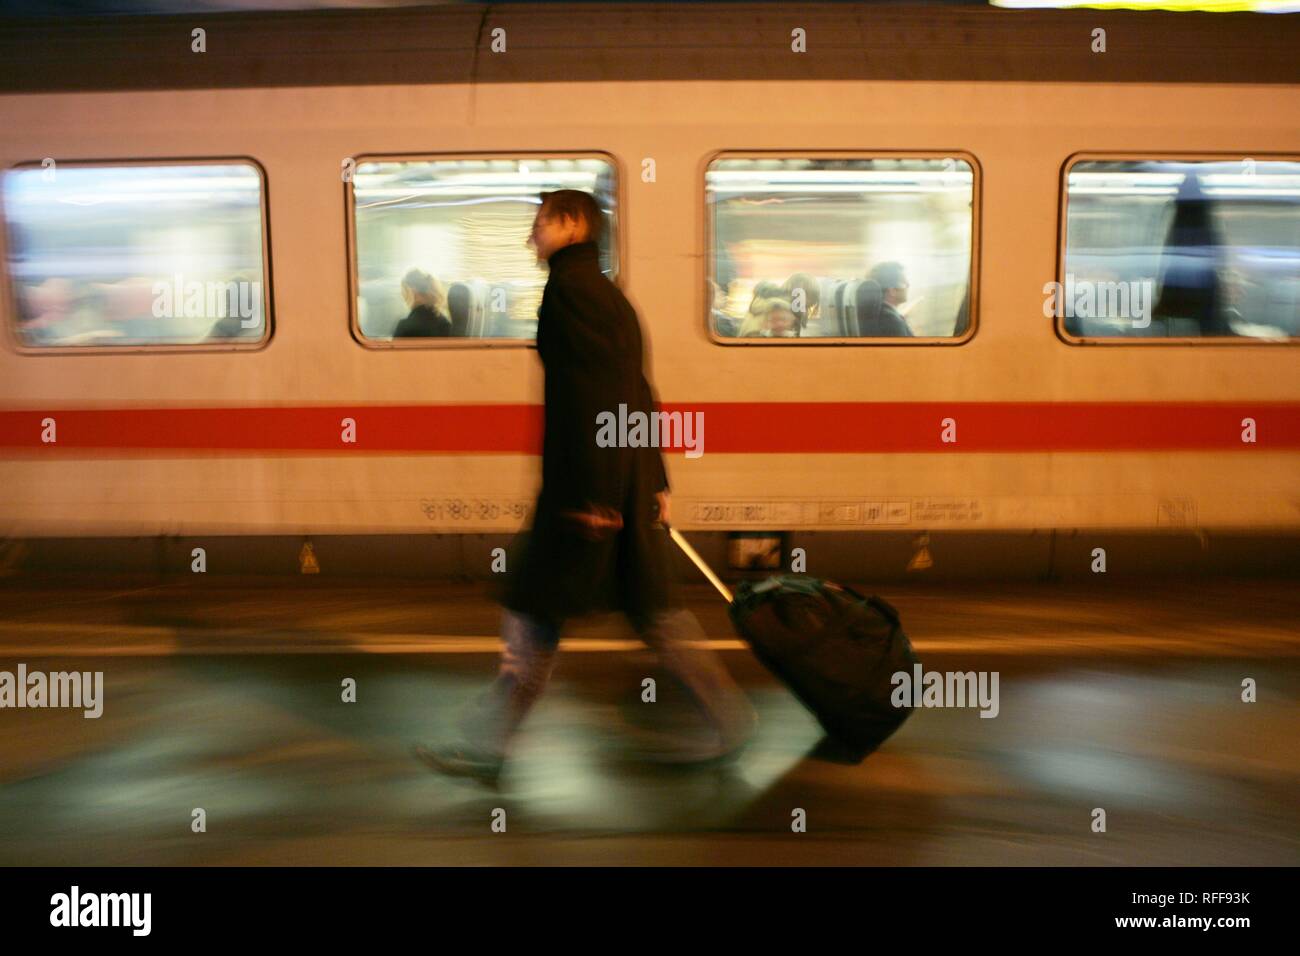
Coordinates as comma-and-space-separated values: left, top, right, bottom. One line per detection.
413, 743, 503, 787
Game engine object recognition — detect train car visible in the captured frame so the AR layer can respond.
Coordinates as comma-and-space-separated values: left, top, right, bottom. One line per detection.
0, 3, 1297, 581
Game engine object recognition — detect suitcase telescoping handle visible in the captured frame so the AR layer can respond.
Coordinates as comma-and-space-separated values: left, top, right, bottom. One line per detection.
665, 523, 734, 605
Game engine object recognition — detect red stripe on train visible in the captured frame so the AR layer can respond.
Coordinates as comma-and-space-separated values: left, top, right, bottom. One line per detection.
0, 403, 1297, 453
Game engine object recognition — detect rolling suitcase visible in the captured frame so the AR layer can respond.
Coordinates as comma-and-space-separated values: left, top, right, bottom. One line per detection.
667, 525, 919, 759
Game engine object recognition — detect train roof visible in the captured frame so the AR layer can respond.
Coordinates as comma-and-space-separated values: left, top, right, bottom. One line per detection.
1, 2, 1298, 92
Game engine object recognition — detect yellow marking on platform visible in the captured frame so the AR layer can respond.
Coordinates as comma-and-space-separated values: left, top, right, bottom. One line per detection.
0, 622, 1295, 657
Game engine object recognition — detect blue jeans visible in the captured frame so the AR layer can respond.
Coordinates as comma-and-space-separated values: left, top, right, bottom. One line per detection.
460, 607, 754, 757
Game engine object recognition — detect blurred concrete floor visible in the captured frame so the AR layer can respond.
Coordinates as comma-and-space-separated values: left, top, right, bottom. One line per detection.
0, 577, 1296, 865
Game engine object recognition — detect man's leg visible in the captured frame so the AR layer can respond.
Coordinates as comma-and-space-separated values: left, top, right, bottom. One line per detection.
460, 610, 561, 755
633, 606, 757, 759
416, 609, 560, 783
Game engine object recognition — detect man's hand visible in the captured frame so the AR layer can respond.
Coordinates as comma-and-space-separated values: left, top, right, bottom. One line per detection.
655, 491, 671, 527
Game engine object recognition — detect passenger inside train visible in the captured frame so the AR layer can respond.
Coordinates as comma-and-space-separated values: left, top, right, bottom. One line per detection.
391, 269, 451, 338
1, 157, 1296, 347
739, 293, 799, 338
706, 158, 974, 341
718, 263, 920, 340
783, 272, 820, 333
350, 157, 619, 342
866, 262, 914, 337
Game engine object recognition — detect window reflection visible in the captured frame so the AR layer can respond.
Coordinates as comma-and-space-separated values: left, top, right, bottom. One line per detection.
1063, 159, 1300, 340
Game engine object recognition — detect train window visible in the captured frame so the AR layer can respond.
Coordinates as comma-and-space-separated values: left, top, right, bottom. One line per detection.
348, 155, 619, 345
2, 160, 269, 350
705, 155, 976, 343
1060, 158, 1300, 342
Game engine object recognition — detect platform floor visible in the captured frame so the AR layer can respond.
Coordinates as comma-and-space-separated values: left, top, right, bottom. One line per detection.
0, 577, 1296, 866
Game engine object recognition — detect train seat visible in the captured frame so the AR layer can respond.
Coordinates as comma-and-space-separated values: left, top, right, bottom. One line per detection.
853, 279, 883, 336
447, 282, 471, 337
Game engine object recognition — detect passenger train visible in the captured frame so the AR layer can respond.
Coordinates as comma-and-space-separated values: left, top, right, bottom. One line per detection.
0, 4, 1297, 579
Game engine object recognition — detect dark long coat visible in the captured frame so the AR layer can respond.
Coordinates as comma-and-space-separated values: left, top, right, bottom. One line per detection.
500, 241, 676, 627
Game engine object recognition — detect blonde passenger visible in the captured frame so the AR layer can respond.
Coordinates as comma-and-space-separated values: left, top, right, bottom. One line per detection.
394, 268, 451, 338
740, 295, 798, 338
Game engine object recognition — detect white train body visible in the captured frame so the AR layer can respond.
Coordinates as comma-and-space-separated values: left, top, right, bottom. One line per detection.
0, 75, 1297, 541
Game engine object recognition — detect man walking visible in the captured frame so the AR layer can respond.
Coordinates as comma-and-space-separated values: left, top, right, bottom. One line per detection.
415, 190, 756, 785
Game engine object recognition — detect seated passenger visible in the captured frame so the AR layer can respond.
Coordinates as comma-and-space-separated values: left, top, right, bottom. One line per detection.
392, 269, 452, 338
750, 280, 784, 303
783, 272, 820, 333
739, 282, 786, 335
739, 295, 798, 338
865, 262, 914, 337
766, 300, 798, 337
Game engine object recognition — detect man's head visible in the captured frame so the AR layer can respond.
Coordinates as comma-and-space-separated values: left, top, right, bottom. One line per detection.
870, 261, 909, 306
528, 190, 605, 265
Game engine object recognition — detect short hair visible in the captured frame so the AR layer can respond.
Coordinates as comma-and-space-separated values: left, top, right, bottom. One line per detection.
870, 261, 907, 291
539, 189, 606, 244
